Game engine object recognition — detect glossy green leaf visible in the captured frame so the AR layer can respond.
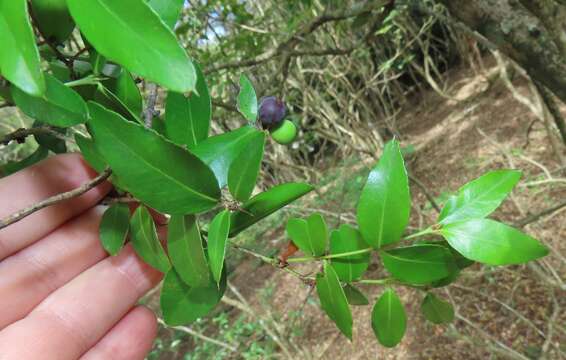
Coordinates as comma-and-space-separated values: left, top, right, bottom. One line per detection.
89, 48, 107, 75
357, 140, 410, 248
421, 293, 454, 324
438, 170, 522, 225
192, 126, 262, 187
161, 268, 226, 326
167, 215, 210, 287
286, 213, 327, 257
237, 74, 257, 123
431, 270, 461, 288
130, 206, 170, 272
208, 210, 231, 285
343, 284, 369, 306
30, 0, 75, 43
75, 134, 106, 173
33, 121, 66, 154
0, 146, 48, 177
330, 224, 370, 282
420, 240, 475, 270
371, 288, 406, 347
165, 63, 211, 149
316, 262, 353, 340
228, 132, 265, 202
99, 203, 129, 256
147, 0, 184, 29
94, 70, 143, 122
12, 74, 88, 127
440, 219, 548, 265
381, 244, 457, 285
230, 182, 314, 237
49, 60, 71, 82
88, 102, 220, 214
67, 0, 196, 92
0, 0, 45, 96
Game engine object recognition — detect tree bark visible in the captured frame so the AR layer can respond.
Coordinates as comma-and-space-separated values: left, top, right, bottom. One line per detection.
440, 0, 566, 103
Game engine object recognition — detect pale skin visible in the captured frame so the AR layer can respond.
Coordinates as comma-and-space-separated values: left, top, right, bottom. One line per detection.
0, 154, 163, 359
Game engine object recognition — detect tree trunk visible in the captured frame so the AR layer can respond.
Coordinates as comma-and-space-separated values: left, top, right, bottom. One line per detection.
439, 0, 566, 103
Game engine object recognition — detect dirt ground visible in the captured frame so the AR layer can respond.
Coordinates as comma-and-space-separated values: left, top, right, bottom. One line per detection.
152, 60, 566, 359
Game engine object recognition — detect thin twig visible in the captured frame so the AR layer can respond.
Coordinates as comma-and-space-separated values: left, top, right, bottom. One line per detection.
0, 126, 69, 146
0, 168, 112, 230
408, 173, 441, 213
156, 318, 238, 353
204, 0, 391, 74
514, 199, 566, 228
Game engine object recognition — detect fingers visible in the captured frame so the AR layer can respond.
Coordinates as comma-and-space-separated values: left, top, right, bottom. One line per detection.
0, 153, 111, 261
80, 306, 157, 360
0, 207, 108, 329
0, 245, 162, 360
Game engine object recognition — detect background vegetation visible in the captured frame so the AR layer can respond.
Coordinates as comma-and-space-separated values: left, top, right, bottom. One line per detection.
1, 0, 565, 358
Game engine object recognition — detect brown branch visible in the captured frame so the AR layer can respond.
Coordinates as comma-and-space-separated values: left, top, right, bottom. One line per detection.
144, 83, 158, 127
0, 168, 112, 231
0, 126, 68, 146
204, 0, 391, 74
408, 173, 441, 213
534, 81, 566, 144
211, 99, 238, 113
514, 199, 566, 228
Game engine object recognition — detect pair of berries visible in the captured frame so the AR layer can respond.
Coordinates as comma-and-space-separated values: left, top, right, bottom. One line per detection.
258, 96, 297, 145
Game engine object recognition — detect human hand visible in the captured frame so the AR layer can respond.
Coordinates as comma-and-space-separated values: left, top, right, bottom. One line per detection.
0, 154, 162, 360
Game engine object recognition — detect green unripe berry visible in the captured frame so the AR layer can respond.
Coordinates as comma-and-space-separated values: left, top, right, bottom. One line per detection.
270, 119, 297, 145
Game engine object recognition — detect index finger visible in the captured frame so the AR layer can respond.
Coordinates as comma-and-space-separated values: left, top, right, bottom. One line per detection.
0, 153, 111, 260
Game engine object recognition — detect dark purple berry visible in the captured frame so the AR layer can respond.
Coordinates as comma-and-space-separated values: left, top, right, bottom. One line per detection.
258, 96, 286, 130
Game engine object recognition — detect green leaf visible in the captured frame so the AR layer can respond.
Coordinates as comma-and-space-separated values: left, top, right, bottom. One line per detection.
230, 182, 314, 237
75, 134, 106, 173
419, 239, 475, 270
147, 0, 184, 29
165, 63, 211, 149
0, 146, 48, 177
228, 132, 265, 202
66, 0, 196, 92
208, 210, 231, 285
438, 170, 522, 225
130, 206, 170, 272
440, 219, 548, 265
33, 121, 66, 154
99, 203, 129, 256
286, 213, 327, 257
167, 214, 210, 287
357, 140, 410, 248
330, 224, 370, 282
12, 73, 88, 127
421, 293, 454, 324
371, 288, 406, 347
161, 268, 226, 326
343, 284, 369, 306
89, 48, 107, 76
192, 126, 262, 187
381, 244, 457, 285
94, 69, 143, 122
87, 102, 220, 214
316, 262, 353, 340
237, 74, 257, 123
30, 0, 75, 43
0, 0, 45, 96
